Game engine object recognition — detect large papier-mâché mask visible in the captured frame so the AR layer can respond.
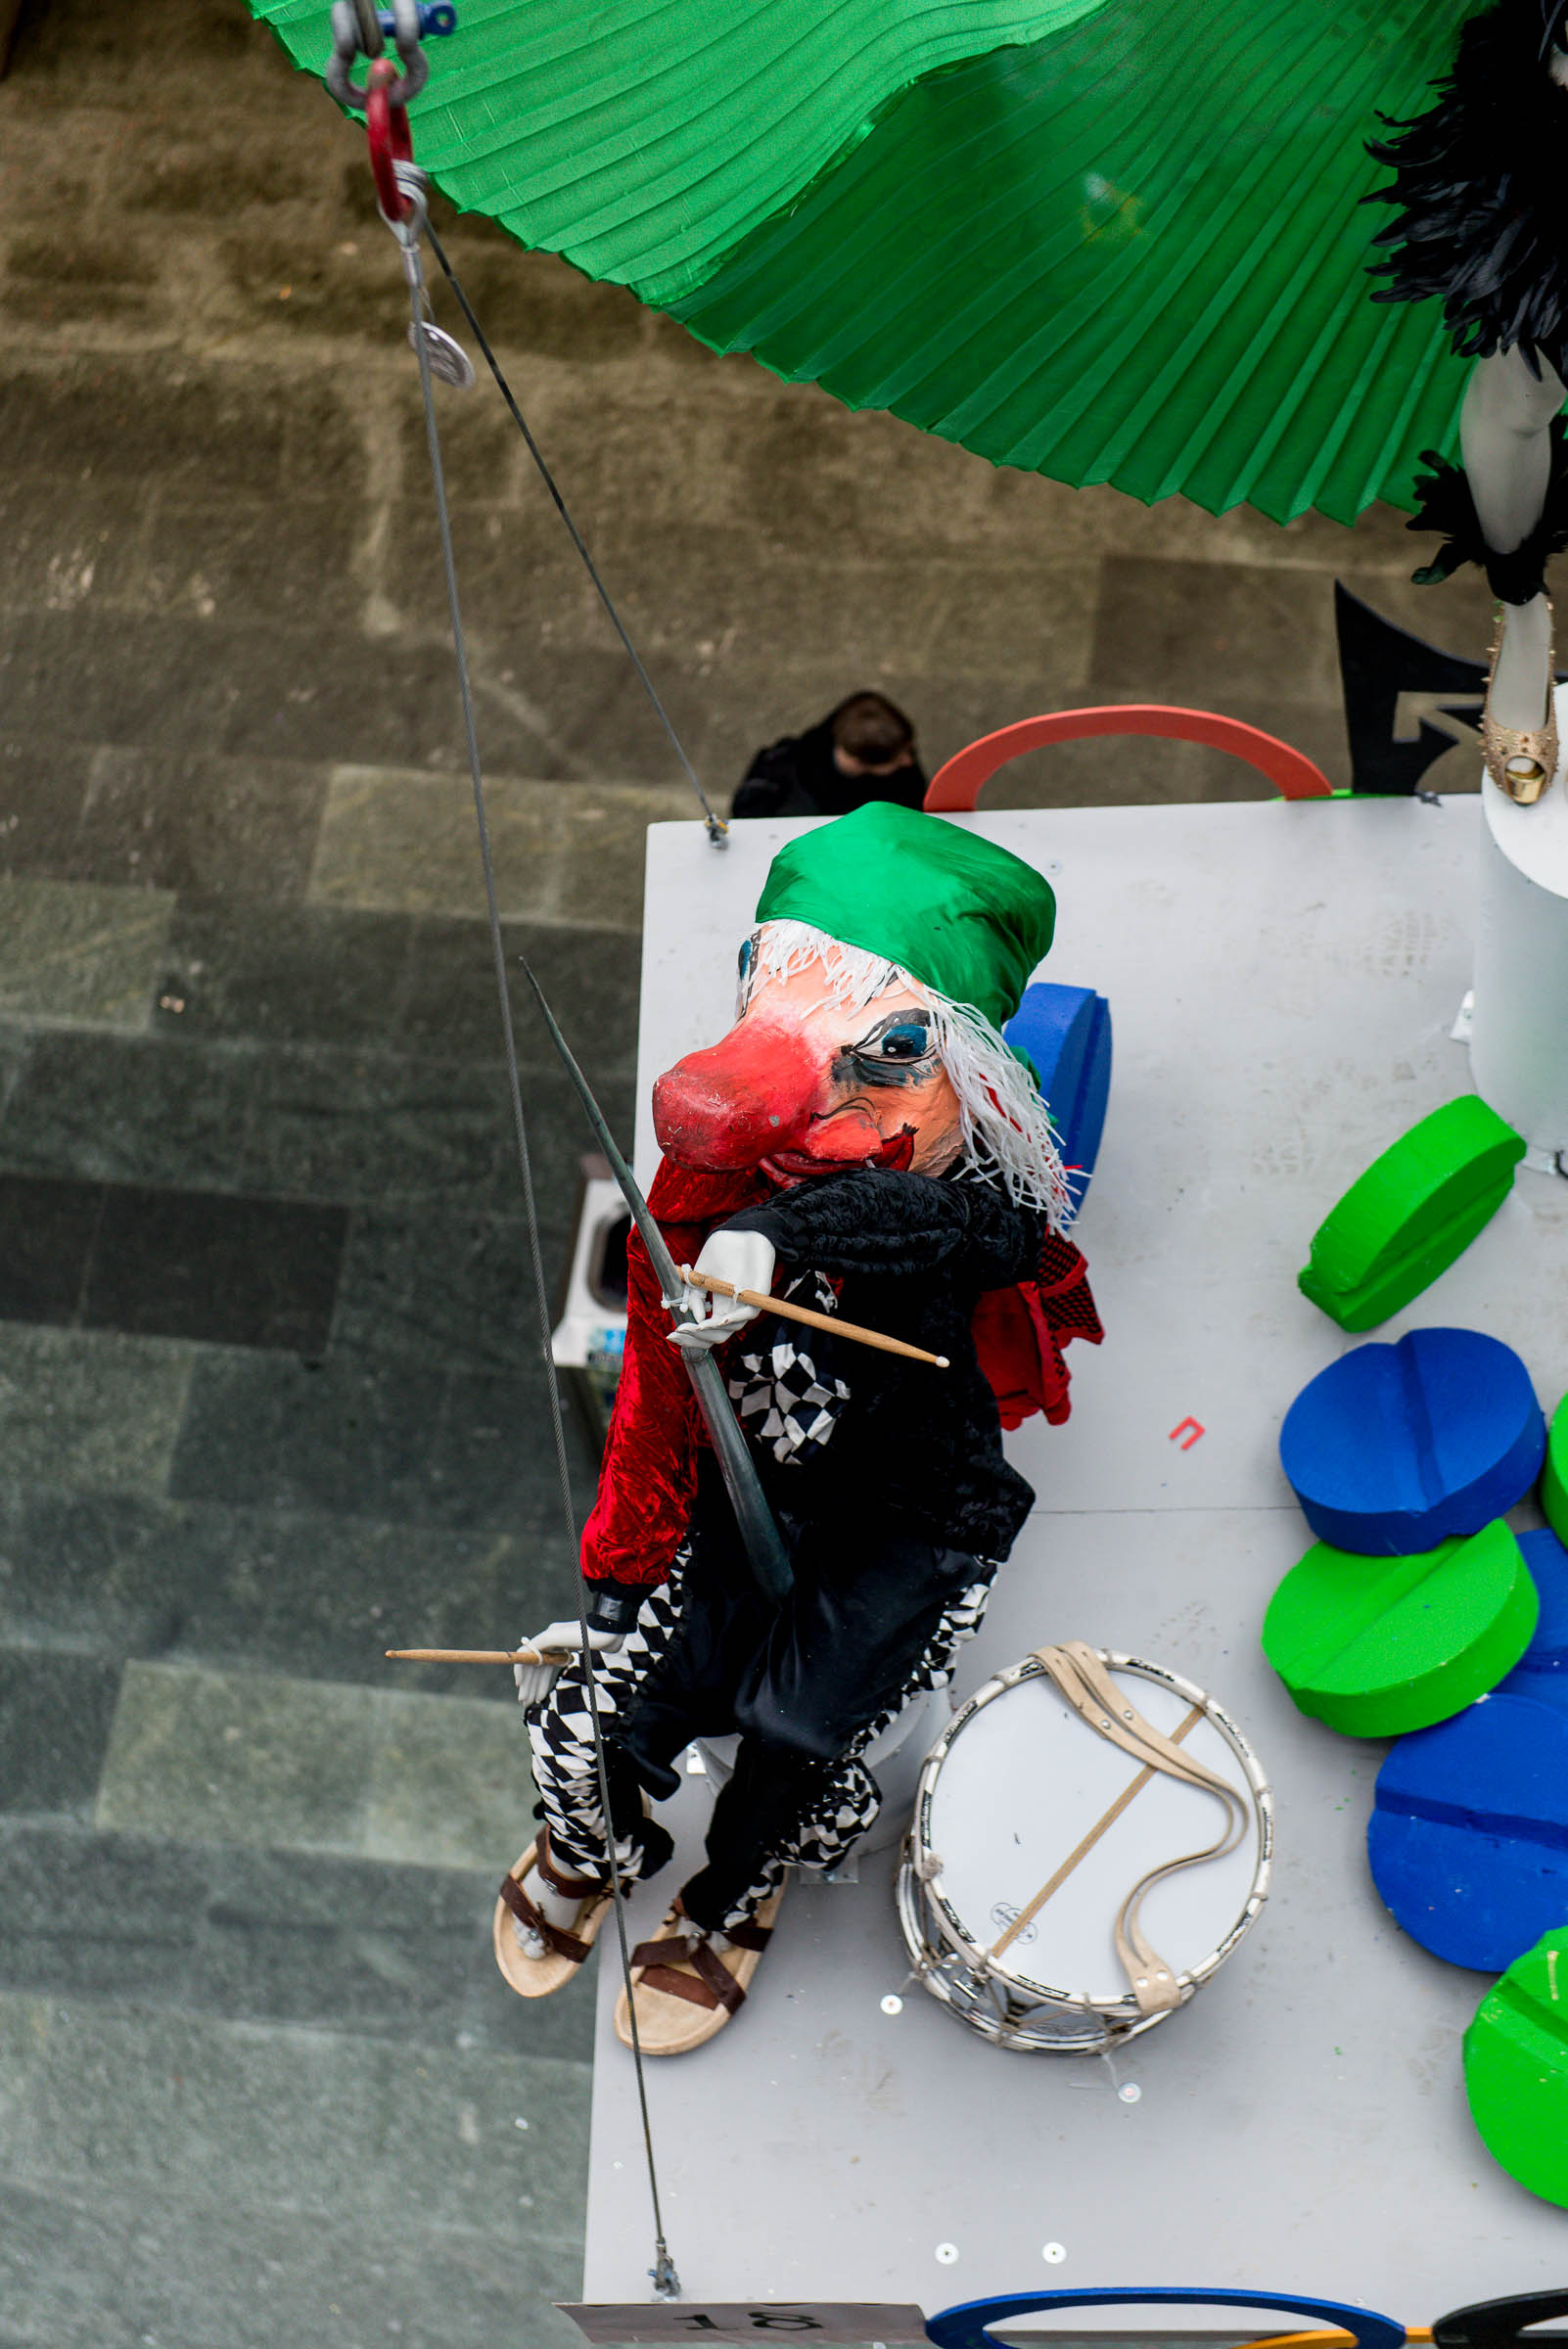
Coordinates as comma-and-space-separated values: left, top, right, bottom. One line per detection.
652, 943, 962, 1185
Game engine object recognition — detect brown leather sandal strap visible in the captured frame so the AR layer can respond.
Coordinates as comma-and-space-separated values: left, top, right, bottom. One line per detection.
629, 1934, 746, 2015
535, 1826, 608, 1903
636, 1960, 724, 2010
721, 1917, 773, 1954
686, 1937, 747, 2012
498, 1870, 594, 1965
630, 1936, 684, 1970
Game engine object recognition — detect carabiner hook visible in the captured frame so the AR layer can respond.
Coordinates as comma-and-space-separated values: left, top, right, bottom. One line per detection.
364, 58, 416, 224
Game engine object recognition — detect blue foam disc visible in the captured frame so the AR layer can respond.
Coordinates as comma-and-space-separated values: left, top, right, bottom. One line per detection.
1368, 1690, 1568, 1971
1278, 1327, 1545, 1555
1497, 1527, 1568, 1710
1003, 983, 1112, 1211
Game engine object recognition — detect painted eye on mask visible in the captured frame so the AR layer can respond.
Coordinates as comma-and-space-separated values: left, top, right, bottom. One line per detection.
847, 1015, 935, 1074
873, 1020, 932, 1062
833, 1008, 940, 1092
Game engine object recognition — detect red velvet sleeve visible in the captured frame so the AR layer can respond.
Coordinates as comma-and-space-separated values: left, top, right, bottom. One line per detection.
577, 1159, 771, 1590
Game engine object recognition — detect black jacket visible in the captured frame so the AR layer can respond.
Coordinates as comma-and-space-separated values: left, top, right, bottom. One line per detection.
721, 1167, 1046, 1559
732, 717, 927, 820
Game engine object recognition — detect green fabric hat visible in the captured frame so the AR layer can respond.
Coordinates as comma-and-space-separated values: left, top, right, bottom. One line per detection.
755, 802, 1055, 1032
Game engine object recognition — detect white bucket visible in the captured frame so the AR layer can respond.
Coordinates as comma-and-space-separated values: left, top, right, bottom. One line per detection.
1470, 694, 1568, 1164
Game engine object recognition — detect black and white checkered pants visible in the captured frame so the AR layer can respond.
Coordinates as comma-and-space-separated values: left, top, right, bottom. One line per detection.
526, 1506, 995, 1932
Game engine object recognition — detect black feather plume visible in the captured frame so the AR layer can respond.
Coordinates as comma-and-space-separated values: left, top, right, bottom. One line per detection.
1406, 415, 1568, 599
1367, 0, 1568, 381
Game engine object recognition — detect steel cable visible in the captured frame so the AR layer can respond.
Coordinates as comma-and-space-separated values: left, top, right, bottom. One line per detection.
424, 218, 727, 848
398, 193, 680, 2303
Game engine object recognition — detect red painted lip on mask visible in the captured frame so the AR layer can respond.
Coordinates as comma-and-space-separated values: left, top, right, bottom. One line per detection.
762, 1128, 916, 1181
761, 1149, 873, 1181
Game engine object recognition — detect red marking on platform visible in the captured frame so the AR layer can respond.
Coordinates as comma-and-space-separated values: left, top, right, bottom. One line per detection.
1169, 1417, 1205, 1451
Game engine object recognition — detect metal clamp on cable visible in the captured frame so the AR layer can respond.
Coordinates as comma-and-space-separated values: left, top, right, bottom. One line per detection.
380, 153, 476, 384
326, 0, 429, 113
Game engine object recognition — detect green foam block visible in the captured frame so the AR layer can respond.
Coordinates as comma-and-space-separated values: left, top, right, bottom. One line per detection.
1465, 1930, 1568, 2208
1298, 1096, 1525, 1333
1542, 1391, 1568, 1544
1261, 1520, 1538, 1738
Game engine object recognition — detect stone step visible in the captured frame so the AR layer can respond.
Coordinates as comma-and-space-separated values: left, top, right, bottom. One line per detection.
94, 1659, 536, 1876
0, 1817, 596, 2063
0, 1988, 590, 2349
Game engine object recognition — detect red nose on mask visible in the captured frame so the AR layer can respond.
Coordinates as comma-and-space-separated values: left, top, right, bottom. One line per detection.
651, 1020, 818, 1169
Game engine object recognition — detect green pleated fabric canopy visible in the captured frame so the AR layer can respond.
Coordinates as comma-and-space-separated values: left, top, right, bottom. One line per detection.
251, 0, 1475, 523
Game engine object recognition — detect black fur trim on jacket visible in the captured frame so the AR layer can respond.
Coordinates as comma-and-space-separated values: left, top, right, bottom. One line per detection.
721, 1166, 1049, 1561
1366, 0, 1568, 380
1406, 415, 1568, 598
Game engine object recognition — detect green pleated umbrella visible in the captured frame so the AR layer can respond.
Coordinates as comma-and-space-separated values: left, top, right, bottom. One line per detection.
250, 0, 1475, 523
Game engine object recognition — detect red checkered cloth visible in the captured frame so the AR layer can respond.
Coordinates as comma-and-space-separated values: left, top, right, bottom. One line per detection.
972, 1230, 1103, 1431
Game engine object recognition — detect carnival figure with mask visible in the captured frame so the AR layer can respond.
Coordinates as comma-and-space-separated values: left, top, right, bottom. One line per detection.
498, 803, 1101, 2051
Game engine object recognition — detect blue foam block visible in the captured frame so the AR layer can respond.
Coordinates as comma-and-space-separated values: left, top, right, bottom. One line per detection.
1278, 1327, 1545, 1556
1003, 983, 1112, 1211
1497, 1527, 1568, 1709
1368, 1690, 1568, 1970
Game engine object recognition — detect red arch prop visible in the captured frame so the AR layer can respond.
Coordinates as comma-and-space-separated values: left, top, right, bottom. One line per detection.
925, 705, 1335, 811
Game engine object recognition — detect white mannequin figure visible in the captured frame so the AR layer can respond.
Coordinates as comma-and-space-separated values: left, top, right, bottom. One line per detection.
1462, 345, 1566, 798
1364, 6, 1568, 801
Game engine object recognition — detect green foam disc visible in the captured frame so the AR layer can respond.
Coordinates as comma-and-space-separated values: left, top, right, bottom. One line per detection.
1298, 1096, 1524, 1333
1465, 1930, 1568, 2207
1261, 1520, 1538, 1737
1542, 1392, 1568, 1545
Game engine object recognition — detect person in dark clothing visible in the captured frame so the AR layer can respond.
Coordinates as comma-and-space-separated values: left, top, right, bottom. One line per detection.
731, 689, 927, 818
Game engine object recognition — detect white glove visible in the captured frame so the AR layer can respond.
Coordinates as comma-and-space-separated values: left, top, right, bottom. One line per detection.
669, 1230, 777, 1354
512, 1620, 622, 1706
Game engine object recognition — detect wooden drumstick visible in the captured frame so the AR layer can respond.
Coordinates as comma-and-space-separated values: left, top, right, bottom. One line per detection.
385, 1646, 569, 1666
990, 1702, 1205, 1959
677, 1267, 948, 1368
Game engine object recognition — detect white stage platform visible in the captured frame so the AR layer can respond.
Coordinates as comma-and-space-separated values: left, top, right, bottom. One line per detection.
580, 795, 1568, 2328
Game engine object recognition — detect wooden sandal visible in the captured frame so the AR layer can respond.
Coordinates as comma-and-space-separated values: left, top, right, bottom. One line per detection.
492, 1827, 612, 2000
612, 1885, 785, 2055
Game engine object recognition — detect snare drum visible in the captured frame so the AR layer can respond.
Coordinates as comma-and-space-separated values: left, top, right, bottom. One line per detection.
897, 1641, 1272, 2052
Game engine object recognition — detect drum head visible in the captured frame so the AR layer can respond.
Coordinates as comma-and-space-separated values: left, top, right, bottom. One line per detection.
923, 1659, 1264, 2012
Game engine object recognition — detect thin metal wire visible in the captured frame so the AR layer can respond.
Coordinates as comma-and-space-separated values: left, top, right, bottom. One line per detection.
423, 218, 727, 848
399, 197, 680, 2303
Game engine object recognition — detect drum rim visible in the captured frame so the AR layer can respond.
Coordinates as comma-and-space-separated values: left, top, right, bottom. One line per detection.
899, 1648, 1274, 2027
892, 1864, 1160, 2052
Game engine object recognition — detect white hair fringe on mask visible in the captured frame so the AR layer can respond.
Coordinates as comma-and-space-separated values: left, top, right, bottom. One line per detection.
742, 919, 1075, 1230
